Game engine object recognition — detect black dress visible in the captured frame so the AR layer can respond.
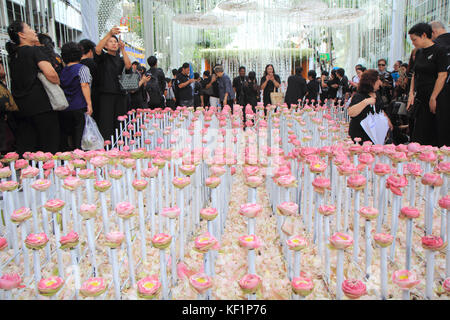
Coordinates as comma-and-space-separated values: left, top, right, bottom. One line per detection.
285, 74, 306, 106
261, 74, 281, 106
348, 92, 384, 144
412, 44, 448, 146
9, 45, 60, 155
305, 79, 320, 104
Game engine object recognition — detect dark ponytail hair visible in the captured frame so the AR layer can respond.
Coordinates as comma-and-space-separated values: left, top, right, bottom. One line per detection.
6, 20, 24, 58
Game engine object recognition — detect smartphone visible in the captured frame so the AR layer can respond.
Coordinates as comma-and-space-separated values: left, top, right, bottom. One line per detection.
118, 26, 129, 33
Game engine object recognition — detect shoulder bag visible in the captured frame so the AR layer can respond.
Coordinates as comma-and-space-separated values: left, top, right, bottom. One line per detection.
37, 72, 69, 111
118, 68, 140, 92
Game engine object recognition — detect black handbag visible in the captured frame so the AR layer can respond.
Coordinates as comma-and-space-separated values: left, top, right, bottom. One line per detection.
118, 68, 140, 92
407, 98, 420, 118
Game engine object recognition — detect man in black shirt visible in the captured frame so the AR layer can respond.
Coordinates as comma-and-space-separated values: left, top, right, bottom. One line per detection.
377, 58, 394, 105
233, 66, 248, 106
175, 63, 195, 107
146, 56, 166, 109
79, 39, 99, 120
305, 70, 319, 105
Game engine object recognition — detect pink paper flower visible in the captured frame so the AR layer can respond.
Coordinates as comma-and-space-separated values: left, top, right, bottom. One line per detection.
200, 208, 218, 221
205, 176, 221, 189
243, 166, 260, 177
400, 207, 420, 220
238, 274, 262, 294
179, 165, 196, 176
115, 202, 135, 219
59, 231, 79, 250
318, 205, 336, 216
443, 278, 450, 293
121, 158, 136, 169
11, 207, 32, 224
210, 166, 227, 177
0, 273, 22, 290
277, 202, 299, 216
277, 175, 297, 188
244, 175, 264, 188
347, 174, 366, 191
437, 162, 450, 175
109, 169, 124, 180
44, 199, 65, 213
0, 167, 12, 179
25, 233, 49, 250
239, 203, 263, 219
386, 174, 408, 196
421, 235, 445, 251
0, 237, 7, 251
94, 180, 112, 192
439, 195, 450, 210
137, 276, 161, 299
79, 204, 98, 220
142, 167, 159, 178
194, 233, 220, 253
359, 207, 379, 220
291, 277, 314, 296
405, 163, 422, 177
238, 235, 262, 250
38, 276, 64, 296
329, 232, 353, 250
162, 206, 181, 219
421, 173, 443, 187
172, 176, 190, 189
373, 233, 394, 248
310, 161, 327, 174
312, 176, 331, 194
21, 167, 39, 179
80, 277, 107, 297
152, 157, 166, 168
392, 270, 421, 290
151, 233, 172, 250
14, 159, 29, 170
342, 279, 366, 299
373, 163, 391, 176
189, 273, 213, 295
104, 231, 125, 249
358, 153, 374, 165
132, 179, 148, 191
0, 181, 19, 192
78, 169, 96, 179
286, 235, 308, 251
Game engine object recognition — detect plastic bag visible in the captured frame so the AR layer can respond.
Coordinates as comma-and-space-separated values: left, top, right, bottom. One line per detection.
81, 114, 104, 150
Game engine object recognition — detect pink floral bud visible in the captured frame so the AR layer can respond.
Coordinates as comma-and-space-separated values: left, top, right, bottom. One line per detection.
400, 207, 420, 220
59, 231, 79, 250
142, 167, 158, 179
312, 176, 331, 193
210, 166, 226, 177
90, 156, 109, 168
318, 205, 336, 216
244, 175, 264, 188
373, 233, 394, 248
421, 235, 445, 251
342, 279, 366, 299
205, 176, 221, 189
347, 174, 366, 191
152, 157, 166, 169
358, 153, 374, 165
132, 179, 148, 191
44, 199, 65, 213
443, 278, 450, 293
239, 203, 263, 219
243, 166, 260, 177
14, 159, 29, 170
439, 195, 450, 210
310, 161, 327, 173
419, 151, 437, 163
386, 174, 408, 196
238, 274, 262, 294
72, 159, 86, 169
277, 175, 297, 188
0, 237, 7, 251
200, 208, 218, 221
359, 207, 379, 220
79, 204, 98, 220
189, 273, 213, 294
63, 176, 83, 191
25, 233, 49, 250
172, 177, 190, 189
329, 232, 353, 250
11, 207, 32, 224
21, 167, 39, 179
137, 276, 161, 299
392, 270, 421, 290
0, 167, 12, 179
38, 276, 64, 296
162, 206, 181, 219
286, 235, 307, 251
109, 169, 124, 180
421, 173, 443, 187
277, 202, 298, 216
179, 165, 196, 176
80, 278, 107, 297
194, 233, 220, 253
338, 163, 357, 176
78, 169, 96, 179
151, 233, 172, 250
238, 235, 262, 250
121, 158, 136, 169
0, 273, 22, 290
115, 202, 135, 220
0, 181, 19, 192
104, 231, 125, 249
405, 163, 422, 177
291, 277, 314, 296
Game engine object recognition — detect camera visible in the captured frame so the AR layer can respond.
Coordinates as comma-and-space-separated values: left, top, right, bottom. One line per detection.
145, 71, 153, 77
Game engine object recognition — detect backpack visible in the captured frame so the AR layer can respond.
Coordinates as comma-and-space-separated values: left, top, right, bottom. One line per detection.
146, 75, 163, 105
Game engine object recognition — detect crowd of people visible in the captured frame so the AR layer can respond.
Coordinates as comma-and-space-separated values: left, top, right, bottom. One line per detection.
0, 20, 449, 159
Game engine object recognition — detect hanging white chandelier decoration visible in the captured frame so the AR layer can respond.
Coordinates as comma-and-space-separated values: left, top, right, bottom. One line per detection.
173, 12, 244, 28
217, 0, 259, 12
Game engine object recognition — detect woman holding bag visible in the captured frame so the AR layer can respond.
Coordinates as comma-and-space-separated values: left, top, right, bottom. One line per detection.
261, 64, 281, 108
94, 27, 132, 141
6, 20, 61, 156
348, 69, 393, 144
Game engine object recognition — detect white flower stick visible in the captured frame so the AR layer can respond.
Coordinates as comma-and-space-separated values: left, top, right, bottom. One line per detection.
353, 190, 360, 263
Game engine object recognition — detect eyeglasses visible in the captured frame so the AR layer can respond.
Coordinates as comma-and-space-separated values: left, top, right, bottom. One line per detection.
378, 64, 386, 66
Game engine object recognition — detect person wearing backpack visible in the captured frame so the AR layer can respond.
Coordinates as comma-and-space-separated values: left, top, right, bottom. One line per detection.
146, 56, 166, 109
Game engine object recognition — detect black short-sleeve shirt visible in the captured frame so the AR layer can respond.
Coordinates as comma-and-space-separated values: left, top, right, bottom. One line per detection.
94, 51, 126, 95
261, 74, 281, 105
9, 45, 52, 116
348, 92, 384, 143
175, 73, 193, 101
413, 44, 448, 91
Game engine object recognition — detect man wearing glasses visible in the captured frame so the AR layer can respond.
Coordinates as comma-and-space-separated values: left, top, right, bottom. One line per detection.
377, 58, 394, 106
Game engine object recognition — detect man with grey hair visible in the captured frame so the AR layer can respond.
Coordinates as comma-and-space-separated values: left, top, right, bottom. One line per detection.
214, 65, 235, 107
430, 21, 450, 51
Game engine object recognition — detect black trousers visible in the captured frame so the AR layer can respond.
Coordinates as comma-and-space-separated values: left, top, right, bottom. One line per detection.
436, 84, 450, 147
412, 89, 438, 147
97, 93, 127, 141
15, 111, 60, 156
58, 108, 86, 151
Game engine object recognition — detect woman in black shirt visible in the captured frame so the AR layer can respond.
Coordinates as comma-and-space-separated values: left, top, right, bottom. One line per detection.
285, 66, 306, 107
327, 70, 339, 101
6, 20, 61, 156
95, 27, 132, 141
260, 64, 281, 107
348, 69, 393, 144
305, 70, 320, 105
407, 23, 449, 147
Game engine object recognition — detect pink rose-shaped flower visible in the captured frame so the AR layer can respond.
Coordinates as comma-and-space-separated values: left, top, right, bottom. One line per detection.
238, 274, 262, 294
142, 167, 159, 179
172, 176, 190, 189
359, 206, 379, 220
44, 199, 65, 213
79, 204, 98, 220
80, 277, 107, 297
11, 207, 32, 224
15, 159, 29, 170
0, 181, 19, 192
109, 169, 124, 180
277, 202, 299, 216
62, 176, 83, 191
152, 157, 166, 169
0, 273, 22, 290
244, 175, 264, 188
312, 176, 331, 194
104, 231, 125, 249
94, 180, 112, 192
137, 276, 161, 299
286, 235, 308, 251
78, 169, 95, 179
38, 276, 64, 296
419, 151, 437, 163
210, 166, 226, 177
291, 277, 314, 296
329, 232, 353, 250
59, 231, 79, 250
0, 237, 7, 251
115, 202, 135, 219
200, 208, 218, 221
239, 203, 263, 219
162, 206, 181, 219
421, 173, 443, 187
342, 279, 366, 299
347, 174, 366, 191
437, 162, 450, 175
25, 233, 49, 250
205, 176, 221, 189
277, 175, 297, 188
443, 278, 450, 293
151, 233, 172, 250
179, 165, 196, 176
400, 207, 421, 220
132, 179, 148, 191
0, 167, 12, 179
189, 273, 213, 295
1, 152, 19, 163
21, 167, 39, 179
358, 153, 374, 165
238, 235, 263, 250
373, 163, 391, 176
318, 205, 336, 216
386, 174, 408, 196
439, 195, 450, 210
243, 166, 260, 177
373, 233, 394, 248
54, 166, 71, 179
310, 161, 327, 174
421, 235, 445, 251
392, 270, 421, 290
121, 158, 136, 169
405, 163, 422, 177
194, 233, 220, 253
